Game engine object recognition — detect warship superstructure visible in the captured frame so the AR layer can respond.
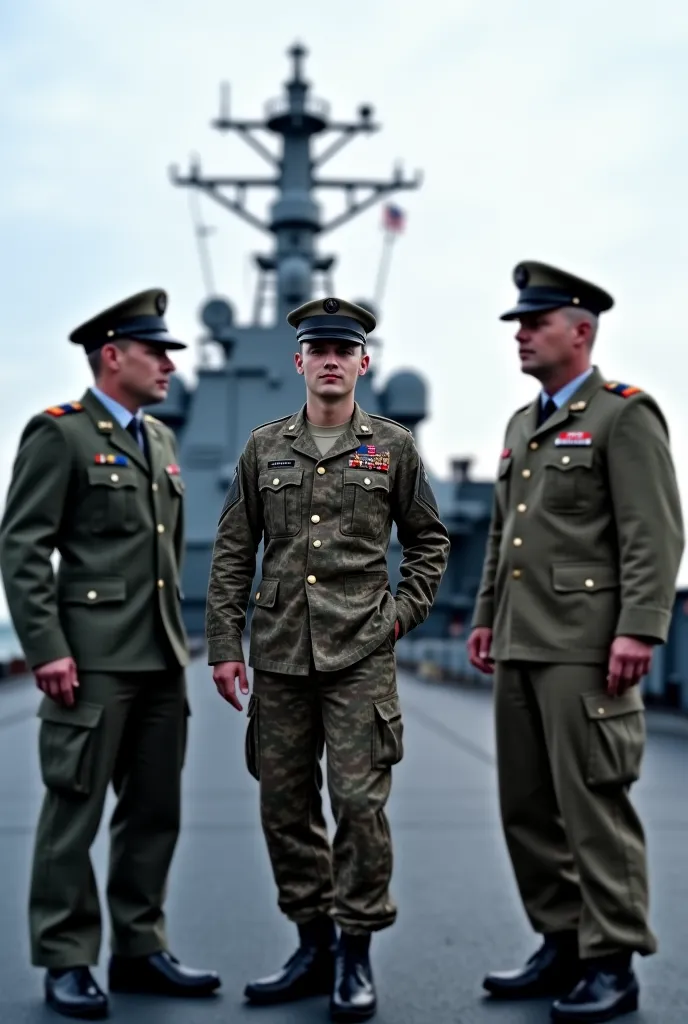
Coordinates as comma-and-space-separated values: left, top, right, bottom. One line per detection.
152, 43, 494, 639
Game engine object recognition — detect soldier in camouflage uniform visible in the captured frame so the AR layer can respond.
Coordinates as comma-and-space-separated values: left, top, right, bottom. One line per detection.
467, 262, 684, 1022
206, 297, 450, 1021
0, 290, 220, 1020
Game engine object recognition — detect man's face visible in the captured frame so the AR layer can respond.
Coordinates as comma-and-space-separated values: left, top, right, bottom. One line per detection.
295, 339, 369, 399
513, 309, 588, 379
104, 340, 176, 404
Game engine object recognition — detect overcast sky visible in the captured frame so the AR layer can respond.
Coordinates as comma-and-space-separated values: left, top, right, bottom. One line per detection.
2, 0, 688, 623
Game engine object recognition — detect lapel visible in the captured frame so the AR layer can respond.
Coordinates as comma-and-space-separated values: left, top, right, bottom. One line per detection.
525, 367, 605, 440
142, 414, 166, 484
80, 389, 150, 475
283, 403, 375, 463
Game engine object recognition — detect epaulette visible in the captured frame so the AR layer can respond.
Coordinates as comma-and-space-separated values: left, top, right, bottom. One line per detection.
44, 401, 84, 417
604, 381, 642, 398
143, 413, 160, 424
254, 414, 292, 432
367, 413, 411, 432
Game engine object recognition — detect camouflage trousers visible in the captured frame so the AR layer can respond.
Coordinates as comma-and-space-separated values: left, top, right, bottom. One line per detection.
246, 634, 403, 936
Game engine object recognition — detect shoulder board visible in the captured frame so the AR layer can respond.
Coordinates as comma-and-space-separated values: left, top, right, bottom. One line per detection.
253, 414, 292, 432
44, 401, 84, 417
367, 413, 411, 432
604, 381, 643, 398
143, 413, 162, 424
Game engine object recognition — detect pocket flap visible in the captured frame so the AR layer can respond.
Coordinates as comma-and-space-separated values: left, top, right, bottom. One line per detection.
38, 699, 104, 729
343, 467, 390, 491
87, 465, 137, 488
167, 474, 185, 494
259, 469, 303, 492
254, 578, 279, 608
581, 687, 644, 720
373, 693, 402, 723
545, 448, 594, 471
59, 578, 126, 605
552, 564, 618, 593
498, 456, 512, 478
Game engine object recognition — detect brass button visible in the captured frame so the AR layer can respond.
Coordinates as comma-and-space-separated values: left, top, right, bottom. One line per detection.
307, 575, 316, 584
562, 455, 570, 465
288, 425, 295, 430
598, 707, 605, 715
272, 477, 280, 485
361, 425, 369, 432
522, 469, 531, 479
87, 590, 97, 600
313, 540, 322, 548
317, 466, 326, 475
157, 524, 165, 534
529, 441, 538, 450
513, 537, 523, 547
517, 503, 527, 512
157, 579, 165, 589
585, 578, 594, 588
512, 570, 521, 579
152, 483, 159, 492
364, 477, 371, 485
110, 473, 119, 482
311, 514, 320, 524
256, 592, 261, 601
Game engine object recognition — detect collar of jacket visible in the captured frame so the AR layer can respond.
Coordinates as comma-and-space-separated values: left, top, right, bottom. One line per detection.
281, 402, 375, 439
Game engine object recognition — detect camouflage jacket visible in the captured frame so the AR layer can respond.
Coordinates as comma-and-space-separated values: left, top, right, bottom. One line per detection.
206, 402, 450, 674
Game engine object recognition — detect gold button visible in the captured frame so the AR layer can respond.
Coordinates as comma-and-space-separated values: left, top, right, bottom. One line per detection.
361, 426, 369, 432
562, 456, 570, 465
598, 707, 605, 715
157, 579, 165, 589
110, 473, 119, 482
585, 578, 594, 588
307, 575, 316, 584
364, 477, 371, 485
313, 540, 322, 548
255, 592, 261, 601
513, 537, 522, 547
152, 483, 159, 492
512, 569, 521, 579
529, 441, 538, 450
87, 590, 97, 600
317, 467, 326, 475
522, 469, 531, 478
517, 503, 527, 512
272, 477, 280, 485
288, 425, 295, 430
157, 524, 165, 534
311, 514, 320, 523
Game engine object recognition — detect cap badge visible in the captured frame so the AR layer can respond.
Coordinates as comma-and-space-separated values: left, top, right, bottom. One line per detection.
323, 298, 340, 314
155, 292, 166, 315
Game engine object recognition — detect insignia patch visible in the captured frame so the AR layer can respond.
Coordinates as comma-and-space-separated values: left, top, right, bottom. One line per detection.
97, 420, 113, 430
415, 459, 439, 517
554, 431, 592, 446
45, 401, 83, 417
267, 459, 296, 468
604, 381, 642, 398
501, 448, 512, 458
166, 464, 181, 475
348, 446, 390, 472
569, 401, 587, 411
94, 454, 128, 465
219, 465, 241, 523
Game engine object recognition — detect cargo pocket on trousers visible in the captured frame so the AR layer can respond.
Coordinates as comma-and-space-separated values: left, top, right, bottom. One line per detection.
581, 688, 646, 788
245, 693, 260, 781
37, 699, 104, 797
371, 693, 404, 769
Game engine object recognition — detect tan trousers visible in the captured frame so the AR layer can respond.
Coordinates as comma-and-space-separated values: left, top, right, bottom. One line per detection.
494, 661, 657, 959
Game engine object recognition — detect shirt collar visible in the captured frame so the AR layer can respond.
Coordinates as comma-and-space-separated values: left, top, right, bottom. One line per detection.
89, 386, 140, 430
541, 367, 594, 409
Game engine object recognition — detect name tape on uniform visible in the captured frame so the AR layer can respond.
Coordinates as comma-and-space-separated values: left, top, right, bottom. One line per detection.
267, 460, 296, 468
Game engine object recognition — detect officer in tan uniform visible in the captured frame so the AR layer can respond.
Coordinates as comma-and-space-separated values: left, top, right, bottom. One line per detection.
467, 262, 684, 1022
0, 290, 220, 1019
206, 297, 450, 1022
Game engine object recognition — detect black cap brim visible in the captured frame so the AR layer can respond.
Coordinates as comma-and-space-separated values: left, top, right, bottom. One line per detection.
499, 299, 568, 321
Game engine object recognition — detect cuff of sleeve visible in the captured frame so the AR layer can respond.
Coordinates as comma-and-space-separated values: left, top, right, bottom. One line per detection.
25, 635, 72, 671
207, 634, 245, 665
471, 599, 494, 630
615, 606, 672, 644
394, 599, 414, 639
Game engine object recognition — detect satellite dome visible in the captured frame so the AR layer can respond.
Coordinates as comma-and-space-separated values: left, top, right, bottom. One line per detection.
201, 297, 234, 330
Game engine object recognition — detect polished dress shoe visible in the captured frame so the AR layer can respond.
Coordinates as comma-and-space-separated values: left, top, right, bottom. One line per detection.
108, 950, 220, 996
330, 932, 377, 1022
483, 931, 581, 999
551, 956, 639, 1021
45, 966, 108, 1020
244, 915, 337, 1005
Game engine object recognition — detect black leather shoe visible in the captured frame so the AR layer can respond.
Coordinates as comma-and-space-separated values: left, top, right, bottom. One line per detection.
551, 957, 639, 1021
45, 967, 108, 1020
330, 932, 377, 1022
483, 932, 581, 999
108, 950, 220, 997
244, 915, 337, 1005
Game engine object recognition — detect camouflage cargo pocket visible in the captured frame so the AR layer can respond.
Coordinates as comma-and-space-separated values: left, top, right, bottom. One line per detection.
37, 698, 104, 797
371, 692, 404, 768
245, 693, 261, 781
581, 687, 646, 788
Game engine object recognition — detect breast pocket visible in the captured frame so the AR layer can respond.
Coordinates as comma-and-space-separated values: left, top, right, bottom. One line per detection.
542, 448, 595, 514
86, 465, 139, 535
258, 469, 304, 538
341, 468, 390, 538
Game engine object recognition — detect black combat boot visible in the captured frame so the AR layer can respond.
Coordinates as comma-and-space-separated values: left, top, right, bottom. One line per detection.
483, 931, 581, 999
550, 953, 639, 1021
244, 914, 337, 1005
330, 932, 377, 1022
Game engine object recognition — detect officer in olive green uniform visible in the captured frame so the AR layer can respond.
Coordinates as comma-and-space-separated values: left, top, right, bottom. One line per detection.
0, 290, 220, 1019
206, 298, 450, 1021
468, 263, 684, 1022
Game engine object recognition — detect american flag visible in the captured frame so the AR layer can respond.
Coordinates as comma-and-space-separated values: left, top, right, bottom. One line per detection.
383, 203, 405, 233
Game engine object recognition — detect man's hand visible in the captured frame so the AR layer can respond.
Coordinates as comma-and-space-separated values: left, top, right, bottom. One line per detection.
34, 657, 79, 707
212, 661, 250, 711
607, 636, 653, 696
467, 627, 494, 674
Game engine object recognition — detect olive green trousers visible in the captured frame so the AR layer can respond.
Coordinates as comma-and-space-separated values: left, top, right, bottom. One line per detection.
495, 661, 657, 959
29, 669, 188, 968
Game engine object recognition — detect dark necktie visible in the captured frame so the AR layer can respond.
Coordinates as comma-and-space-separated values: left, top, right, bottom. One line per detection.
537, 397, 557, 428
126, 417, 149, 461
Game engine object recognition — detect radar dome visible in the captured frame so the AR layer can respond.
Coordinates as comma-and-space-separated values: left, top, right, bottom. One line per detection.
384, 370, 426, 420
201, 297, 234, 330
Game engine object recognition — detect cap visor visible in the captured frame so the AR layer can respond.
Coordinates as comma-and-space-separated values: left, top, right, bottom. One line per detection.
499, 301, 565, 321
127, 330, 187, 350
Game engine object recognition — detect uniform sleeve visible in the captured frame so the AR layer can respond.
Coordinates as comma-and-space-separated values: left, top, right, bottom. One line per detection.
205, 433, 264, 663
390, 433, 450, 638
608, 395, 684, 642
470, 485, 504, 630
0, 415, 74, 668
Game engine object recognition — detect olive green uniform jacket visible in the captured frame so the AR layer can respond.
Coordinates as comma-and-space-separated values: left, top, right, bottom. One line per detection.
206, 402, 450, 674
0, 389, 189, 671
471, 367, 684, 661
